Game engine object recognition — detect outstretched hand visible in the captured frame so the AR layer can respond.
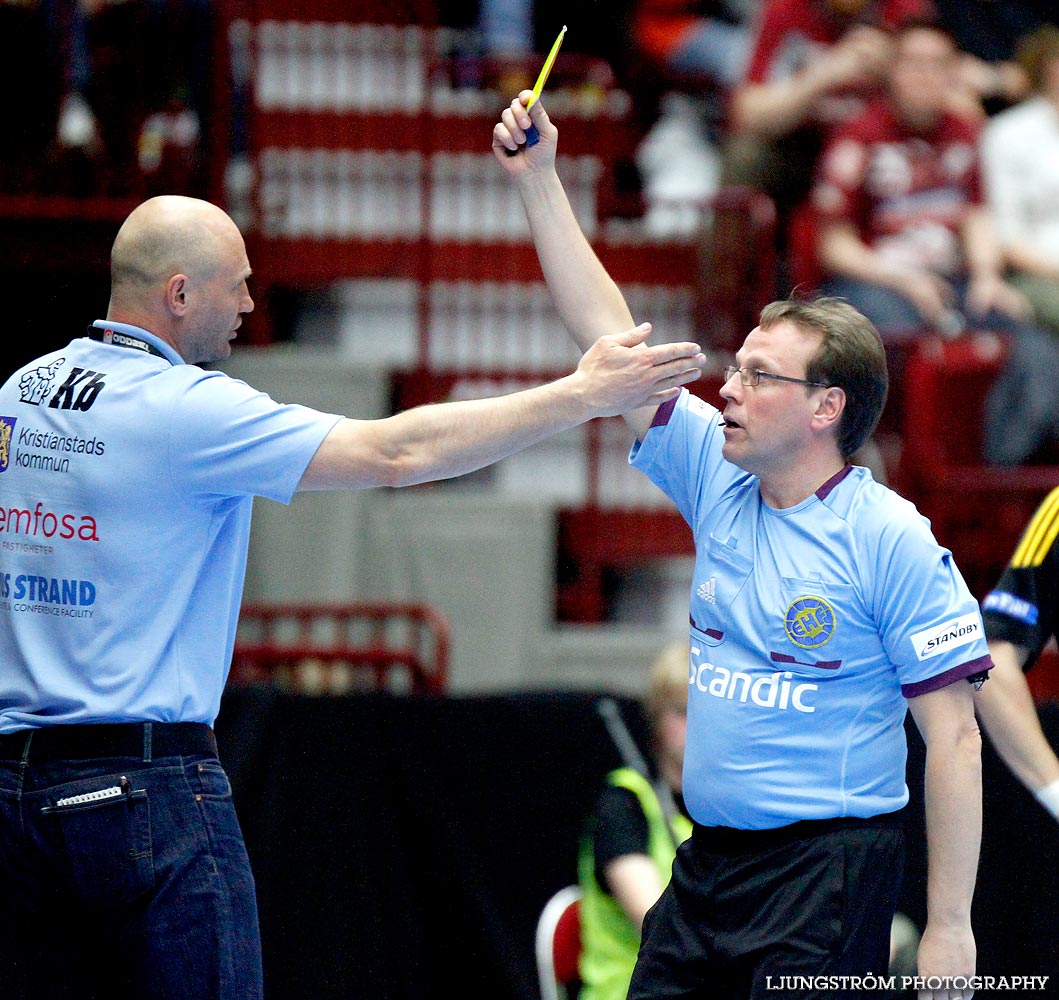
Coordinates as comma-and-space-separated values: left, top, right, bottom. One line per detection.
572, 323, 705, 418
492, 92, 557, 175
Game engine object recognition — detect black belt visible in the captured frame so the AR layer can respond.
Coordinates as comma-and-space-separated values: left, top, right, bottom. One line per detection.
692, 808, 906, 855
0, 722, 217, 763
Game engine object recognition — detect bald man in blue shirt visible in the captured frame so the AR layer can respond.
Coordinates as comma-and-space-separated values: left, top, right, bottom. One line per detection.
0, 194, 705, 999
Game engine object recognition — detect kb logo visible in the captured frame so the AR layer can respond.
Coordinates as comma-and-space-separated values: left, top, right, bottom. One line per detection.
47, 368, 106, 412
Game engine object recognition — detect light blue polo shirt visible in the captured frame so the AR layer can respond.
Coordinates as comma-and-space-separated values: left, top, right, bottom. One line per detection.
0, 321, 341, 733
631, 390, 991, 830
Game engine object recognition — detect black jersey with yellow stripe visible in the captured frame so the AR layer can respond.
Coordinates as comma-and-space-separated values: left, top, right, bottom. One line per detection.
982, 485, 1059, 671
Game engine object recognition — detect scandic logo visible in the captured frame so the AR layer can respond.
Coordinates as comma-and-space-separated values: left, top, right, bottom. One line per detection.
688, 653, 817, 714
910, 612, 981, 661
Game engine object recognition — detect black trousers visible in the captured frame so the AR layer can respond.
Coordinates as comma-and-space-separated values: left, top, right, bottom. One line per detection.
628, 813, 906, 1000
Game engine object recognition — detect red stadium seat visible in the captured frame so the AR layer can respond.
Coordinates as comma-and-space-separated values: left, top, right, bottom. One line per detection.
535, 885, 582, 1000
897, 333, 1059, 601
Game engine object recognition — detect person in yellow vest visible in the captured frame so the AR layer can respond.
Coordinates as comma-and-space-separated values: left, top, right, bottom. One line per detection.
577, 640, 692, 1000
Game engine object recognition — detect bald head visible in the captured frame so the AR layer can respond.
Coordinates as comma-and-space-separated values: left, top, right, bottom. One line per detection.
110, 196, 240, 295
106, 196, 254, 363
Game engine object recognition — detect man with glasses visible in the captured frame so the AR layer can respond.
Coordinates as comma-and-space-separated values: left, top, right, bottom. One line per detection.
494, 94, 989, 1000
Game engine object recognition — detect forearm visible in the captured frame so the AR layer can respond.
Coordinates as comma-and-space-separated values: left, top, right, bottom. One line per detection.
820, 223, 901, 287
604, 854, 666, 933
301, 322, 702, 489
732, 72, 831, 137
301, 376, 592, 490
976, 641, 1059, 793
922, 725, 982, 930
516, 168, 636, 352
962, 208, 1004, 280
1004, 243, 1059, 282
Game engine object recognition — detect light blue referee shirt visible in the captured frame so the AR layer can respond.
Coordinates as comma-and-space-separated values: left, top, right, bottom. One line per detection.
0, 321, 341, 733
631, 390, 991, 830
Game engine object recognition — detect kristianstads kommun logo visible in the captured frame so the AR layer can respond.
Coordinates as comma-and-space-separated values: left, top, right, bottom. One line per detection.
0, 417, 15, 473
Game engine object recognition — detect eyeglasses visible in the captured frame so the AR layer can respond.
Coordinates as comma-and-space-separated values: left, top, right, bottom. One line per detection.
723, 365, 829, 389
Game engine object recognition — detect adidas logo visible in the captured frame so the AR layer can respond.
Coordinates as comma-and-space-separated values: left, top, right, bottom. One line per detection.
697, 578, 716, 604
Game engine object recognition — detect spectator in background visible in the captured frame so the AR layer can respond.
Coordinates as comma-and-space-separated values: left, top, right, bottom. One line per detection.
477, 0, 533, 60
978, 484, 1059, 825
630, 0, 755, 86
41, 0, 210, 197
48, 0, 149, 193
932, 0, 1056, 111
624, 0, 759, 236
981, 25, 1059, 340
723, 0, 925, 224
578, 640, 692, 1000
713, 0, 1022, 289
813, 18, 1059, 466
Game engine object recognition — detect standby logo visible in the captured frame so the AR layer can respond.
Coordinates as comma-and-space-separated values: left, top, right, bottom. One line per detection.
910, 612, 982, 661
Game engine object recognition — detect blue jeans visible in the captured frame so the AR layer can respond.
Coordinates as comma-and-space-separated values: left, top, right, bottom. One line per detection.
820, 274, 1028, 343
0, 738, 262, 999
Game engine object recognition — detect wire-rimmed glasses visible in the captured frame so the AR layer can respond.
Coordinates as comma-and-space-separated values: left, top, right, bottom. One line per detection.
723, 365, 829, 389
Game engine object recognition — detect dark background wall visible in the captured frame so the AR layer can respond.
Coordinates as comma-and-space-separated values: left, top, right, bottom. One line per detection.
0, 217, 116, 382
215, 687, 1059, 1000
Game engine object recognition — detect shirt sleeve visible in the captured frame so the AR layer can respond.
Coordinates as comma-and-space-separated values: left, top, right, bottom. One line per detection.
167, 370, 342, 504
982, 486, 1059, 671
868, 503, 992, 697
629, 390, 744, 530
980, 112, 1026, 246
592, 785, 651, 885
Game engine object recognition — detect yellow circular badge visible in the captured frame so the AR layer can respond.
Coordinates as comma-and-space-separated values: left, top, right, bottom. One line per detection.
784, 595, 836, 649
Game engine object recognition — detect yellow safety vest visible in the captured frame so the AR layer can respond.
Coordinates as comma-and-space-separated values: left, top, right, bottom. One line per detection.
577, 767, 693, 1000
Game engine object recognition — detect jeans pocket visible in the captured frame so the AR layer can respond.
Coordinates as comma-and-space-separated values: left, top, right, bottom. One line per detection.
40, 786, 155, 906
192, 761, 232, 800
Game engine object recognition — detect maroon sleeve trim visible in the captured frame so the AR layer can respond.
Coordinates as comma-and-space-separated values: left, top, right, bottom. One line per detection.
650, 395, 679, 429
902, 653, 994, 699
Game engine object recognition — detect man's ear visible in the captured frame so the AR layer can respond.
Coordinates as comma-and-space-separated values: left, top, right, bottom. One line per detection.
165, 274, 189, 315
813, 386, 846, 432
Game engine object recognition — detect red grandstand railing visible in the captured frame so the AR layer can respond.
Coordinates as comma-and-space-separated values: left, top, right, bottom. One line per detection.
230, 601, 451, 694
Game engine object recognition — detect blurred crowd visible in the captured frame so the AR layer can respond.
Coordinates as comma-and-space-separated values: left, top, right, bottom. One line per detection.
5, 0, 1059, 462
0, 0, 211, 198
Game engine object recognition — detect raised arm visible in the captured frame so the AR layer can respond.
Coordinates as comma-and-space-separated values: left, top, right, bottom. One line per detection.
492, 93, 662, 441
297, 322, 703, 490
907, 681, 981, 996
